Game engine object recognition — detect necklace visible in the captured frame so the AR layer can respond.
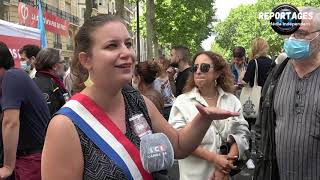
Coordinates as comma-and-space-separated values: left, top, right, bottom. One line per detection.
201, 88, 218, 100
202, 96, 217, 100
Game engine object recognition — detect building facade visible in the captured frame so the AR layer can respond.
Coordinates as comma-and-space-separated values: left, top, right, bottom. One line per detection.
77, 0, 116, 25
0, 0, 80, 61
0, 0, 145, 62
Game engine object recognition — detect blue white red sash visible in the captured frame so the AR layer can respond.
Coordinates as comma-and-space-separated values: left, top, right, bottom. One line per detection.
58, 93, 152, 180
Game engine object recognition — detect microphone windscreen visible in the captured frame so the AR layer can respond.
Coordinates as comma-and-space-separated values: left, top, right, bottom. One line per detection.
140, 133, 174, 173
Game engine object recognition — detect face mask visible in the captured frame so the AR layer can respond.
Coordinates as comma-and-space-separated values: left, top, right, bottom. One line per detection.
20, 61, 31, 72
283, 34, 319, 60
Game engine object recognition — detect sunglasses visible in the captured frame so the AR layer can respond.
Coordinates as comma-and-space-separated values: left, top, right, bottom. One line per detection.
191, 63, 214, 73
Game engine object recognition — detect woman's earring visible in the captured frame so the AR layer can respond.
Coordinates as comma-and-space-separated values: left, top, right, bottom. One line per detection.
84, 74, 94, 87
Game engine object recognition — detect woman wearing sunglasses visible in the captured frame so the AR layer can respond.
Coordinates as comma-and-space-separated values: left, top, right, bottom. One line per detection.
169, 51, 249, 180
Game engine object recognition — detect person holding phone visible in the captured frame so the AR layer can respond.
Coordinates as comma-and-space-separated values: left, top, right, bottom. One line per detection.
230, 47, 247, 98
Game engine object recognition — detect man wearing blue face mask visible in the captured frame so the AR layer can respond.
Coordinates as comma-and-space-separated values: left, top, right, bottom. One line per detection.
284, 29, 320, 59
19, 45, 41, 78
254, 7, 320, 180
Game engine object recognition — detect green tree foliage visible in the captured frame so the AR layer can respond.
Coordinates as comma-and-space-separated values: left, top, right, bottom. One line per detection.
154, 0, 215, 54
214, 0, 320, 60
211, 42, 230, 61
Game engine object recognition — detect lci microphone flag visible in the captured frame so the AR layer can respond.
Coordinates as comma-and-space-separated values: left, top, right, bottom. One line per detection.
37, 0, 47, 48
140, 133, 174, 173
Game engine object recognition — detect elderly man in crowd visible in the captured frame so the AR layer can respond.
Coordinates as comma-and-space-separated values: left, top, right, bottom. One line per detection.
254, 7, 320, 180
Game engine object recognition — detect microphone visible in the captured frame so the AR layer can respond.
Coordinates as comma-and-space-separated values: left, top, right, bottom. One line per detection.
140, 133, 174, 173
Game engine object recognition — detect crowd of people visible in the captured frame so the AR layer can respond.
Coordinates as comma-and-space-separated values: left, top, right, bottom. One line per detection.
0, 6, 319, 180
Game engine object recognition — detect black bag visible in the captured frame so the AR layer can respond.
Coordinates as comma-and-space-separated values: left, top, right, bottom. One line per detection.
219, 142, 247, 176
254, 158, 279, 180
152, 170, 170, 180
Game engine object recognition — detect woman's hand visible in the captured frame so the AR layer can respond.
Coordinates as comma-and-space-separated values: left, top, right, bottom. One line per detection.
239, 67, 246, 80
209, 169, 229, 180
195, 104, 240, 121
212, 154, 238, 174
0, 165, 13, 180
166, 67, 176, 79
235, 83, 244, 90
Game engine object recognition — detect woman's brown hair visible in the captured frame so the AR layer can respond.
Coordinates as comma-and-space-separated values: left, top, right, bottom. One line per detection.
155, 57, 170, 73
71, 15, 123, 93
184, 51, 235, 93
250, 37, 269, 59
134, 61, 160, 85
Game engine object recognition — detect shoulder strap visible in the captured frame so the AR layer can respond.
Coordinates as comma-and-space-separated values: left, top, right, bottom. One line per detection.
273, 58, 290, 80
261, 57, 289, 154
261, 58, 289, 97
254, 59, 259, 86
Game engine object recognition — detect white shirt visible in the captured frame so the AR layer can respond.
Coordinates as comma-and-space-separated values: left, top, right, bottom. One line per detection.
275, 52, 287, 64
29, 68, 37, 79
169, 87, 249, 180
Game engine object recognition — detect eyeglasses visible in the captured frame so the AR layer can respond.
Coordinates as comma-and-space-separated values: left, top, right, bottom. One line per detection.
191, 63, 214, 73
292, 29, 320, 39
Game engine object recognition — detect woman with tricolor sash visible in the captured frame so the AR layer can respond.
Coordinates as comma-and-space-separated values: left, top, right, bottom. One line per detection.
41, 15, 240, 180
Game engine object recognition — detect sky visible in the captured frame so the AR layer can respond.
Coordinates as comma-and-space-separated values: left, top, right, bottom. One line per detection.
201, 0, 257, 50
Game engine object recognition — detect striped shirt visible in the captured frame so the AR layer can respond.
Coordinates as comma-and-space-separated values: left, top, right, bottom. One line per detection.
274, 62, 320, 180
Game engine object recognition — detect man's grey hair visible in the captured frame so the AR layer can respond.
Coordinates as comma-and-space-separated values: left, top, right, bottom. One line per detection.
299, 7, 320, 30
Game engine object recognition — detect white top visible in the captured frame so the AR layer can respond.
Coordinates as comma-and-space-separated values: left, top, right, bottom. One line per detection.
169, 87, 249, 180
29, 68, 37, 79
275, 52, 287, 64
153, 78, 175, 107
